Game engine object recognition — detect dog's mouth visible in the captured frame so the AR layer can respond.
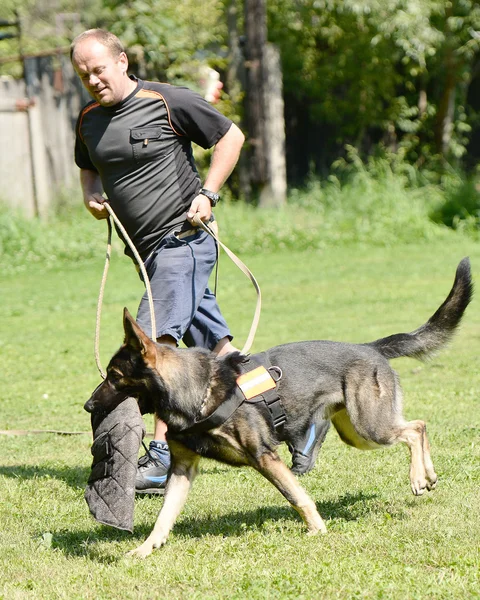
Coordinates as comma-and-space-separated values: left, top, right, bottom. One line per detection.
84, 385, 140, 414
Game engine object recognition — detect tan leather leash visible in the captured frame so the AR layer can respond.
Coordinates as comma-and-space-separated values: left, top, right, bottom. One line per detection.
191, 213, 261, 355
94, 203, 157, 379
94, 205, 262, 378
1, 208, 261, 438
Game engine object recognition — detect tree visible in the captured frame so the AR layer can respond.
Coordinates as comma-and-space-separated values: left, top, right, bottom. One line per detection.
268, 0, 480, 172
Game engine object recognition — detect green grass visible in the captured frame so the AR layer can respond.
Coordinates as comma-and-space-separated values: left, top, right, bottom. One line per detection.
1, 233, 479, 599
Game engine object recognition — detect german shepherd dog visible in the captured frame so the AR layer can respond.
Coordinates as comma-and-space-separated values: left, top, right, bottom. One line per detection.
85, 259, 472, 558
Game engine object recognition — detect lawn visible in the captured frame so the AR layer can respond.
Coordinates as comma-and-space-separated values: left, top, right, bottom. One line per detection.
1, 237, 479, 599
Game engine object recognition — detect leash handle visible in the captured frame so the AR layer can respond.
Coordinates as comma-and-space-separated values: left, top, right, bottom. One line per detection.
94, 216, 112, 379
191, 213, 261, 355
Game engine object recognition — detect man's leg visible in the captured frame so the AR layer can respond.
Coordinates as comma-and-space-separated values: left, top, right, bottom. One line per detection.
135, 335, 175, 495
135, 231, 232, 493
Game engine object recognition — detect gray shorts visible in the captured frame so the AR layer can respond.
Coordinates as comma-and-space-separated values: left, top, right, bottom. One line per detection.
136, 228, 232, 351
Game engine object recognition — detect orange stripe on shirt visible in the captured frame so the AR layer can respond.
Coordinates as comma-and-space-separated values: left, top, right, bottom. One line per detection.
135, 89, 183, 137
78, 102, 100, 142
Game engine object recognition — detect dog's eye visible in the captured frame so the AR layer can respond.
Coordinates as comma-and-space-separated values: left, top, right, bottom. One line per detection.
108, 370, 123, 382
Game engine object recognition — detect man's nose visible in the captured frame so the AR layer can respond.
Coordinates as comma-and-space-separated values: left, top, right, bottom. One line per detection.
88, 73, 100, 86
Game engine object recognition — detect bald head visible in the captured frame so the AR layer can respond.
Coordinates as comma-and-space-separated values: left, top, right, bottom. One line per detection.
70, 29, 125, 62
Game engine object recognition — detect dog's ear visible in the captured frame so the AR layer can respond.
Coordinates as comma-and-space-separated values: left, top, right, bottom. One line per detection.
221, 351, 246, 374
123, 308, 156, 366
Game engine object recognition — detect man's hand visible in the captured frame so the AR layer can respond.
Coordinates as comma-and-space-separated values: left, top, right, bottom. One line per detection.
85, 193, 109, 220
186, 194, 212, 225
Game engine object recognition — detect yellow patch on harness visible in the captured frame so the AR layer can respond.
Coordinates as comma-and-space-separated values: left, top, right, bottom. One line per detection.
237, 366, 277, 400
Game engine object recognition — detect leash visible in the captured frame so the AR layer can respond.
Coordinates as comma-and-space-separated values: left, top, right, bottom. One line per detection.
2, 211, 262, 438
94, 206, 261, 378
95, 203, 157, 379
191, 213, 261, 356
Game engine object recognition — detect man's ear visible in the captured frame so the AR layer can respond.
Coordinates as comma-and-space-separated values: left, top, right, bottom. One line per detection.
123, 308, 156, 365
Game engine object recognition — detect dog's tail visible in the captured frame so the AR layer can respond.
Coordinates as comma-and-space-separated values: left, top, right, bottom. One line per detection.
368, 258, 473, 361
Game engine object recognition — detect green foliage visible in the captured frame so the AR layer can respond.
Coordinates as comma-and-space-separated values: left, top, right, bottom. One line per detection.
430, 172, 480, 232
0, 201, 109, 274
95, 0, 228, 86
268, 0, 480, 165
0, 0, 102, 76
1, 163, 470, 276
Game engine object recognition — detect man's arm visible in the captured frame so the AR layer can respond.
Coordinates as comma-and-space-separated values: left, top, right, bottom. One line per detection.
80, 169, 109, 220
187, 123, 245, 223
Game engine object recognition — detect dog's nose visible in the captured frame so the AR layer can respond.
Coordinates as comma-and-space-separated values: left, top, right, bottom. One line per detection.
84, 399, 94, 413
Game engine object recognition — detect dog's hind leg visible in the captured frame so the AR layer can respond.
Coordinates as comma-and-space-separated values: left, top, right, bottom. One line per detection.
129, 448, 200, 558
395, 420, 437, 495
340, 362, 438, 496
255, 451, 327, 534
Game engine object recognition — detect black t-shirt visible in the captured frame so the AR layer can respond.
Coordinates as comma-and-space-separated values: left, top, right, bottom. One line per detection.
75, 77, 232, 258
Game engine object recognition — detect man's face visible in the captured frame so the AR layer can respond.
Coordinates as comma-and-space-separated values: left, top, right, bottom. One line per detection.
72, 39, 130, 107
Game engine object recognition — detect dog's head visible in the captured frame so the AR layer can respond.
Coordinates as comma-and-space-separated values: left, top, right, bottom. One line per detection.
84, 308, 164, 414
84, 308, 247, 428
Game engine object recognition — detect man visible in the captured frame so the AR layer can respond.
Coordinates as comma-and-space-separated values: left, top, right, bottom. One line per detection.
71, 29, 244, 494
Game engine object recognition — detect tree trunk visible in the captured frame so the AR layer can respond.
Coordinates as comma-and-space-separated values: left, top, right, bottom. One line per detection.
259, 43, 286, 208
226, 0, 251, 201
244, 0, 286, 207
434, 55, 457, 157
244, 0, 268, 184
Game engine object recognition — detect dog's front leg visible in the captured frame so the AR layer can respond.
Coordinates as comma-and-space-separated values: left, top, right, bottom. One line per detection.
256, 451, 327, 534
128, 450, 200, 559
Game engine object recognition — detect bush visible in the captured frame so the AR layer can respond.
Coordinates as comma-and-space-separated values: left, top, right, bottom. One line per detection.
429, 173, 480, 234
217, 153, 457, 254
0, 203, 109, 274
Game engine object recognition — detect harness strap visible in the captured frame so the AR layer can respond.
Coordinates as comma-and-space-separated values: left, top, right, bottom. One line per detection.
241, 353, 286, 431
180, 353, 286, 434
179, 390, 246, 434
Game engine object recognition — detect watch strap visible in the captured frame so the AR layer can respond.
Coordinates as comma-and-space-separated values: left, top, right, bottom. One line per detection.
200, 188, 220, 206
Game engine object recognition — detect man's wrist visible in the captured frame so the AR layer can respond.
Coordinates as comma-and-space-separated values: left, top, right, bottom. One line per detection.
200, 188, 220, 207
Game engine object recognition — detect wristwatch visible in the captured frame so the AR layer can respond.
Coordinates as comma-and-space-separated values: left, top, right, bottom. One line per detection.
200, 188, 220, 207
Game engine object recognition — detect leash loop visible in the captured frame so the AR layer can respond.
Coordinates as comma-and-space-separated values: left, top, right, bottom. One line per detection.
94, 207, 261, 377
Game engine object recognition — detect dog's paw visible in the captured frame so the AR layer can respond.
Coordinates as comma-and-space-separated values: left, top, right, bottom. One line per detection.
426, 474, 438, 491
307, 526, 327, 537
127, 542, 155, 559
306, 518, 327, 536
127, 535, 167, 559
410, 478, 428, 496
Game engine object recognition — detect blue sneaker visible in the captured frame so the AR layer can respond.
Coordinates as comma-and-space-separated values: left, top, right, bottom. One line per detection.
135, 441, 170, 495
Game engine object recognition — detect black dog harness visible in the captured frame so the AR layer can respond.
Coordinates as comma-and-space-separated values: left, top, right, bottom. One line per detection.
183, 354, 286, 434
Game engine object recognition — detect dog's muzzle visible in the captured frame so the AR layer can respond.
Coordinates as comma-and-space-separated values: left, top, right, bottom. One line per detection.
84, 380, 105, 413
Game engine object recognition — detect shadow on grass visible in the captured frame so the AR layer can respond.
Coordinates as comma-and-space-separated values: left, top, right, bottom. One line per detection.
49, 491, 377, 562
170, 491, 378, 539
0, 464, 90, 490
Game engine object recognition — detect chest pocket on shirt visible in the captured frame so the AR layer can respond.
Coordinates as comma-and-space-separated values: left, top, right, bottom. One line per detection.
130, 126, 165, 163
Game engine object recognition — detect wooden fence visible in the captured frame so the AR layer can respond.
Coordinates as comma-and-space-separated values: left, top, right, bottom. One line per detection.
0, 52, 88, 218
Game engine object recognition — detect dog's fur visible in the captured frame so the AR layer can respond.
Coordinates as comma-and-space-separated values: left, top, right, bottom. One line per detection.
85, 258, 472, 558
